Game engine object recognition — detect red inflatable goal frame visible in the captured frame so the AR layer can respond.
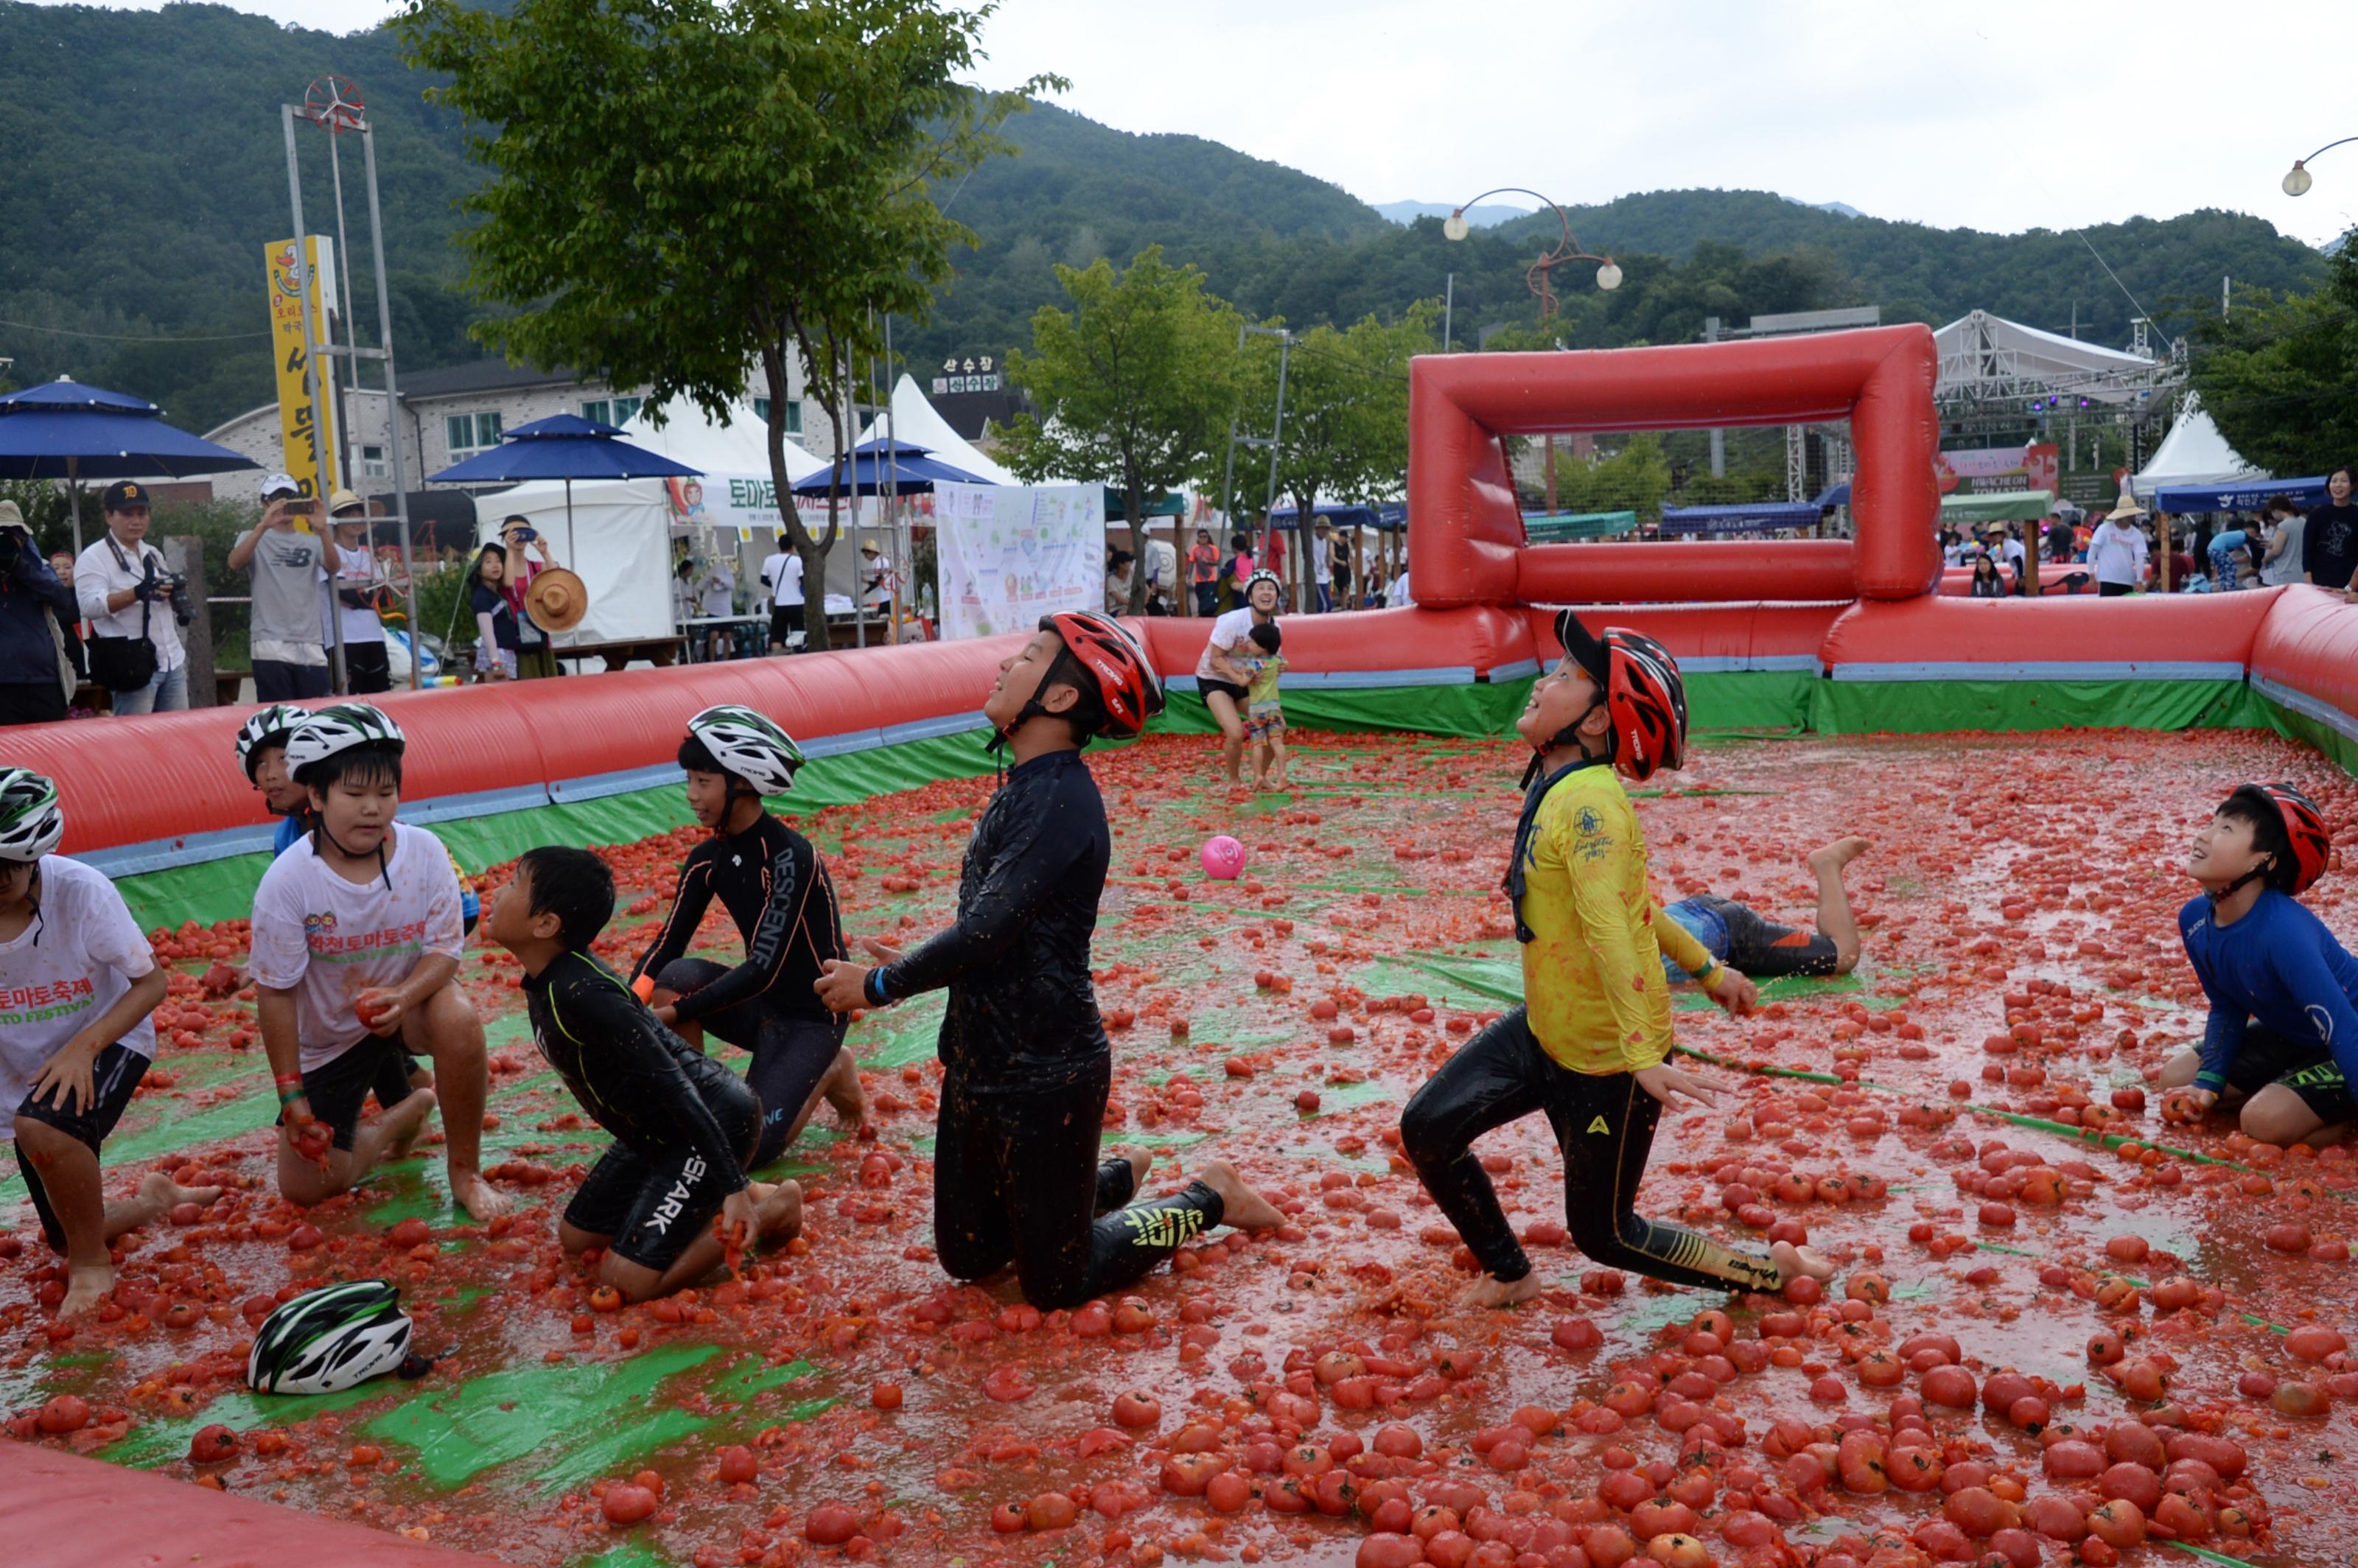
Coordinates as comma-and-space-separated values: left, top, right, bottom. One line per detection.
1406, 324, 1943, 606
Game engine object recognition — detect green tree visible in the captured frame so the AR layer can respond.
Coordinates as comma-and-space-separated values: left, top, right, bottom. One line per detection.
2187, 248, 2358, 477
996, 248, 1248, 613
1234, 307, 1433, 608
396, 0, 1054, 651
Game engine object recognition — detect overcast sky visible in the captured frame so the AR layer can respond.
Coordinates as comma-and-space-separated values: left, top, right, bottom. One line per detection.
36, 0, 2358, 246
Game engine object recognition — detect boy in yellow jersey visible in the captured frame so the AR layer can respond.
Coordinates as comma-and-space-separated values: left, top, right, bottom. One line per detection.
1400, 611, 1834, 1307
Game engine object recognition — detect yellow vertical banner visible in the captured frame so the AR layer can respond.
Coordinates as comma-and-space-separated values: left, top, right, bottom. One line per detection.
264, 235, 339, 502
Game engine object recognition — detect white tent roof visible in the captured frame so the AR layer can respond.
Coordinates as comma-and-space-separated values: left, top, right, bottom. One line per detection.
620, 395, 827, 483
2133, 395, 2267, 494
1934, 310, 2163, 407
856, 374, 1020, 486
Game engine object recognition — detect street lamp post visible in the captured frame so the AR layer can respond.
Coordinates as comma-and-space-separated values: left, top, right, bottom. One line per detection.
1444, 187, 1622, 513
2283, 136, 2358, 195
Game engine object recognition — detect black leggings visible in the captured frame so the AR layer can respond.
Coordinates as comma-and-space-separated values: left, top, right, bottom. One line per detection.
657, 958, 844, 1169
1399, 1008, 1780, 1293
936, 1060, 1222, 1310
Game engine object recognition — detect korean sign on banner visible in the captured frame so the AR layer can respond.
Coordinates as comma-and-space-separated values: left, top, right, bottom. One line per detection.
934, 481, 1103, 640
1935, 443, 2058, 497
264, 236, 340, 500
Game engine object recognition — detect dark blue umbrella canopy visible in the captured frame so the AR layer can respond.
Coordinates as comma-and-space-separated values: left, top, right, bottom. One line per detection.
0, 378, 262, 479
791, 438, 989, 497
426, 413, 702, 483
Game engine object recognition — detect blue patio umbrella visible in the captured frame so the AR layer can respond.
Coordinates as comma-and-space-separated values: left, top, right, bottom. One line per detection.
0, 378, 262, 553
789, 437, 989, 497
427, 412, 701, 567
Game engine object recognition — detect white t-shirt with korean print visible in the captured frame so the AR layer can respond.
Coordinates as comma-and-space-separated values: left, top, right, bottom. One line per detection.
249, 822, 464, 1072
0, 855, 157, 1137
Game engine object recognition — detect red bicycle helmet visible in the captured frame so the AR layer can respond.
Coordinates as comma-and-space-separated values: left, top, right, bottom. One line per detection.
1547, 610, 1687, 782
1038, 611, 1164, 742
2227, 781, 2331, 895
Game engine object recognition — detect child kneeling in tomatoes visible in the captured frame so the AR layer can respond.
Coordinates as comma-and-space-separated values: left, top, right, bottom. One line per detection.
2160, 783, 2356, 1147
1399, 612, 1835, 1307
491, 845, 799, 1302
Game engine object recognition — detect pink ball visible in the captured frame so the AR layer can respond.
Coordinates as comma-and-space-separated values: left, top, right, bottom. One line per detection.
1200, 835, 1248, 881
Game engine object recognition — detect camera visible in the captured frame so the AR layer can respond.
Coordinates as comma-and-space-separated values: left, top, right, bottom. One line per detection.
141, 559, 194, 626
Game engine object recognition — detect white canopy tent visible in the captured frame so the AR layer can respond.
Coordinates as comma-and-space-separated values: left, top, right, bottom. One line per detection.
855, 374, 1021, 484
473, 398, 851, 645
2132, 395, 2267, 494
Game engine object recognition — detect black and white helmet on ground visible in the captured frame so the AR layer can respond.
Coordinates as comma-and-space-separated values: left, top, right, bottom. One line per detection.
235, 704, 312, 780
282, 704, 406, 780
0, 769, 63, 863
686, 704, 805, 795
245, 1279, 413, 1395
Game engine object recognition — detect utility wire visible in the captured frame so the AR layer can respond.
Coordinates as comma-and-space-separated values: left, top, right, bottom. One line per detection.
2066, 228, 2157, 332
0, 317, 270, 343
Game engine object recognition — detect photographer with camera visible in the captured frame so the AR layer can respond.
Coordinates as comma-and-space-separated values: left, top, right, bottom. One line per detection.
73, 481, 192, 717
228, 474, 341, 702
1, 501, 81, 727
496, 515, 561, 680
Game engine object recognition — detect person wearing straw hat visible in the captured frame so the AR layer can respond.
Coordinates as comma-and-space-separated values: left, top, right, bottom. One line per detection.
322, 489, 391, 695
2088, 496, 2149, 598
496, 516, 564, 679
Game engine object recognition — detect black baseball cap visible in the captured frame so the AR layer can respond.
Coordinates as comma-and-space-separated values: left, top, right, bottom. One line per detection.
102, 480, 152, 512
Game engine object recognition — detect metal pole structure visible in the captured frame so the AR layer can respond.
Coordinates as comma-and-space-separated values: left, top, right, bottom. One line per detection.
1217, 319, 1250, 567
360, 122, 422, 690
327, 132, 361, 494
1704, 317, 1725, 478
884, 314, 902, 645
1443, 273, 1454, 354
1258, 330, 1292, 609
283, 104, 348, 695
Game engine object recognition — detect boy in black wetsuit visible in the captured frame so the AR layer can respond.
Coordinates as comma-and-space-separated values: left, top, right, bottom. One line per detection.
492, 845, 801, 1301
816, 612, 1283, 1309
635, 705, 863, 1166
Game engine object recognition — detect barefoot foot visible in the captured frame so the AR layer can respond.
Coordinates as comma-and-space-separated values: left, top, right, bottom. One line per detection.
1466, 1270, 1543, 1309
1807, 836, 1872, 875
755, 1179, 803, 1242
450, 1168, 513, 1223
58, 1264, 113, 1318
1124, 1149, 1151, 1191
1199, 1160, 1285, 1231
137, 1170, 224, 1214
1772, 1239, 1836, 1288
819, 1049, 867, 1130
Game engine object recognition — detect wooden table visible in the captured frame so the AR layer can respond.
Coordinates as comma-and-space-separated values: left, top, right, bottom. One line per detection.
558, 637, 688, 673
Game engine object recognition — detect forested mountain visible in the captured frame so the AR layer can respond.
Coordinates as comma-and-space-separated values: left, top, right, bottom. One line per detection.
0, 0, 2333, 434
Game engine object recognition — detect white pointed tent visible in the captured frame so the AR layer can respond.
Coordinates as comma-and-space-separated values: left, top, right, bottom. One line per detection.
855, 374, 1021, 484
2133, 395, 2267, 494
474, 398, 831, 645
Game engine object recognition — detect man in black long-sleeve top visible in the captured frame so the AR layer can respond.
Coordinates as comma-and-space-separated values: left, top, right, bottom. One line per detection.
492, 845, 801, 1302
817, 612, 1282, 1309
634, 704, 863, 1166
0, 503, 77, 727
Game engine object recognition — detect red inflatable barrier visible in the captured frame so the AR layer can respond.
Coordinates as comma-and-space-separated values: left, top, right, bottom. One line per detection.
1138, 606, 1533, 680
1407, 326, 1941, 607
2250, 584, 2358, 722
1524, 601, 1846, 668
0, 1441, 512, 1567
1820, 590, 2280, 677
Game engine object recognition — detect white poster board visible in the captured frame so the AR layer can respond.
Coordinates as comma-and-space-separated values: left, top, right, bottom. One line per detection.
934, 481, 1103, 639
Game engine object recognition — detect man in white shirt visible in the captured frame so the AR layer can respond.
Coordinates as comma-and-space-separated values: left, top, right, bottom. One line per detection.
1312, 519, 1336, 612
760, 543, 806, 653
2088, 499, 2150, 598
1995, 525, 2027, 591
321, 490, 391, 694
74, 480, 191, 715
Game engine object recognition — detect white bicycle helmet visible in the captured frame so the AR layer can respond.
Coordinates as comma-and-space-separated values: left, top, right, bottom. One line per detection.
283, 703, 406, 780
234, 704, 312, 781
246, 1280, 413, 1395
0, 769, 64, 863
1245, 567, 1283, 600
685, 704, 805, 795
